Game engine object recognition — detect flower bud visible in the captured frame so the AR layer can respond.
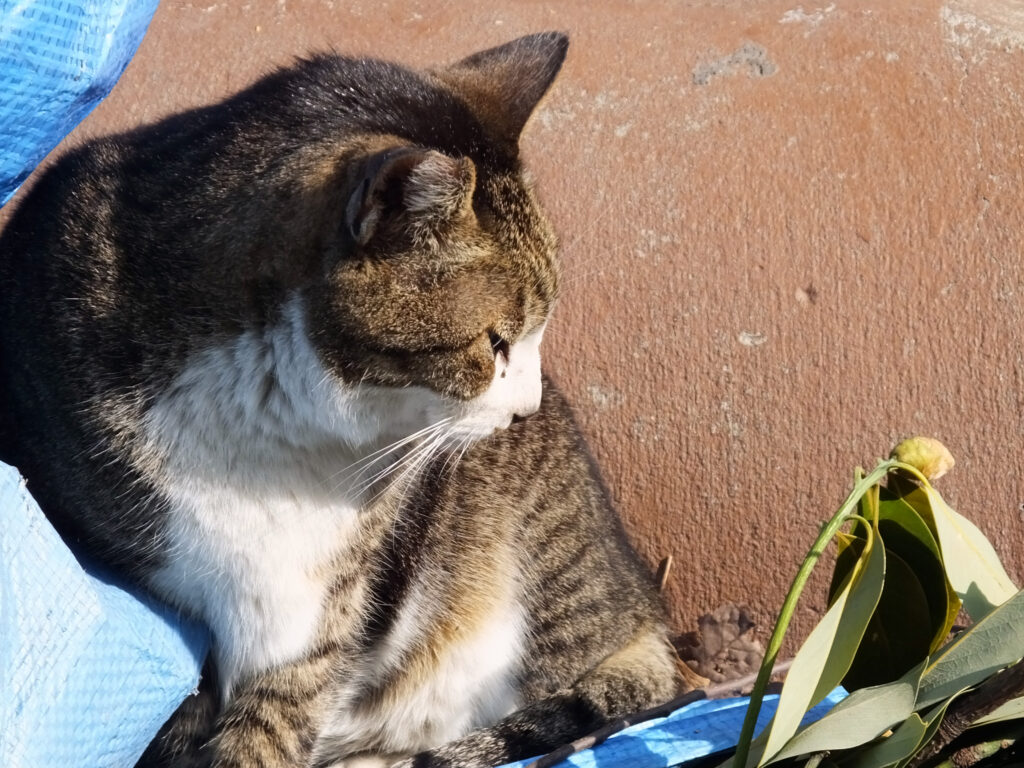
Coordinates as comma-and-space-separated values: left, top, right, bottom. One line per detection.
890, 437, 955, 481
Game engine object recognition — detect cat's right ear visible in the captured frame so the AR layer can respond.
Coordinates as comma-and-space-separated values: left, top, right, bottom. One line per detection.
345, 147, 476, 246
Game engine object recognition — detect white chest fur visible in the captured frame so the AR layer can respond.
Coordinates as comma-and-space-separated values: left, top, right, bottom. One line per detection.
150, 471, 357, 696
139, 293, 533, 723
141, 297, 374, 694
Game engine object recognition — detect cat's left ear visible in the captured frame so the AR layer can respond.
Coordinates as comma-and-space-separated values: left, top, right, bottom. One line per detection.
438, 31, 569, 148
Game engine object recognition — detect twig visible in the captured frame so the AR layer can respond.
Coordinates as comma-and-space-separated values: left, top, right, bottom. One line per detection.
705, 659, 793, 699
524, 659, 794, 768
907, 661, 1024, 768
656, 555, 673, 593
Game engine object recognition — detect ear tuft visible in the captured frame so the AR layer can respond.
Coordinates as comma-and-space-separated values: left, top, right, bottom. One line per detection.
405, 152, 476, 220
344, 148, 476, 246
438, 31, 569, 148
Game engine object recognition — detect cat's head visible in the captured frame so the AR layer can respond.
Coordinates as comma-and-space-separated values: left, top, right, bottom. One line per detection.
303, 33, 568, 447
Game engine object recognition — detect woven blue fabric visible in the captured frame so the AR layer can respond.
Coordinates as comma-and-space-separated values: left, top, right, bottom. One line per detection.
0, 0, 160, 206
498, 688, 849, 768
0, 461, 209, 768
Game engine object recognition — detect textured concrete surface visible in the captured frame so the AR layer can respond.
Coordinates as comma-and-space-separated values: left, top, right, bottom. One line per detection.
6, 0, 1024, 646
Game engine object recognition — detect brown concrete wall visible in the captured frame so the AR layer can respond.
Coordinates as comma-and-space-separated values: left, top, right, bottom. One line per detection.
6, 0, 1024, 646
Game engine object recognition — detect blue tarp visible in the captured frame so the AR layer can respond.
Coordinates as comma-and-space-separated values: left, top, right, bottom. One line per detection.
498, 690, 848, 768
0, 461, 209, 767
0, 0, 161, 205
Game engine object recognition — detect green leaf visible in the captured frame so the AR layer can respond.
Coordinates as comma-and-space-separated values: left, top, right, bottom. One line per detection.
877, 491, 960, 651
829, 519, 938, 691
971, 692, 1024, 727
759, 528, 886, 765
861, 482, 880, 525
894, 699, 955, 768
765, 663, 922, 763
897, 483, 1017, 620
846, 699, 951, 768
917, 589, 1024, 709
845, 712, 926, 768
840, 545, 933, 690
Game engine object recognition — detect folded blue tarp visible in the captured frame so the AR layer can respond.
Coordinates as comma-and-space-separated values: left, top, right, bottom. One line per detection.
0, 461, 209, 767
0, 0, 161, 205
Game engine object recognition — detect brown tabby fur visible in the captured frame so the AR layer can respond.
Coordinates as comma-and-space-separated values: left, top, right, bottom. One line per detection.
0, 32, 682, 768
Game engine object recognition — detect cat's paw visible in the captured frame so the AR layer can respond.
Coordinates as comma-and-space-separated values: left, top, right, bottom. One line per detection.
322, 753, 406, 768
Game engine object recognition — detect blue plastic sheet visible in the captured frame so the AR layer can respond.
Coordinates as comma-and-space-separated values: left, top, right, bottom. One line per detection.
0, 461, 209, 767
499, 688, 848, 768
0, 0, 161, 205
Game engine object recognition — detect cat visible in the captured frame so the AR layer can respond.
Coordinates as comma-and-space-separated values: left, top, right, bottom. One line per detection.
0, 32, 682, 768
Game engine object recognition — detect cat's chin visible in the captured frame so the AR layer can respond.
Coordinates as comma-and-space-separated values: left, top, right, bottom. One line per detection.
448, 417, 513, 442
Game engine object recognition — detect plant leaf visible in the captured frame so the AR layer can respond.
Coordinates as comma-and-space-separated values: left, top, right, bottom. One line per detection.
971, 693, 1024, 727
845, 712, 926, 768
917, 589, 1024, 709
846, 698, 951, 768
897, 483, 1016, 620
765, 663, 922, 763
877, 491, 960, 651
759, 528, 886, 764
841, 545, 933, 690
894, 699, 955, 768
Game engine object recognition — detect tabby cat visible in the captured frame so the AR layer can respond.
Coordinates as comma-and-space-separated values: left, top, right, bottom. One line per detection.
0, 32, 681, 768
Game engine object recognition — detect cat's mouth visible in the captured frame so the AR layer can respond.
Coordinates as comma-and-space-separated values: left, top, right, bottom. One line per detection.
349, 324, 545, 465
453, 323, 545, 434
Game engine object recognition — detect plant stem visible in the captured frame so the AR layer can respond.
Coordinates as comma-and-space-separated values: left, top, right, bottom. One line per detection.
731, 459, 900, 768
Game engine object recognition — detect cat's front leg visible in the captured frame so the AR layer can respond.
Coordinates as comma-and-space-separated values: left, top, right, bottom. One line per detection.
377, 629, 681, 768
208, 635, 349, 768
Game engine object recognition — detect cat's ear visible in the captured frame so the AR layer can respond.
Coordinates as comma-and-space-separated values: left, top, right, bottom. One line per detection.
345, 148, 476, 245
439, 31, 569, 148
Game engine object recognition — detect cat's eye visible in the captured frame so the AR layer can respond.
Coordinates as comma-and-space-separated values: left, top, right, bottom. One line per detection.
488, 331, 510, 364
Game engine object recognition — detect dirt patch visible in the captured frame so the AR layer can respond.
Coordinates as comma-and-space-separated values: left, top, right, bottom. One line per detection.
693, 42, 777, 85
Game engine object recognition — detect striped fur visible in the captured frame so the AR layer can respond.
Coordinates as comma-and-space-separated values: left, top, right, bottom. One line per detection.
0, 33, 683, 768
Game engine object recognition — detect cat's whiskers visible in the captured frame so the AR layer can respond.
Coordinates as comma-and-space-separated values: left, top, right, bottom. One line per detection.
350, 421, 453, 502
437, 438, 463, 478
555, 265, 609, 291
382, 427, 451, 494
371, 425, 453, 510
367, 440, 437, 542
454, 434, 474, 469
439, 432, 474, 479
330, 417, 453, 488
380, 428, 454, 543
541, 191, 619, 295
189, 419, 454, 564
345, 420, 451, 498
